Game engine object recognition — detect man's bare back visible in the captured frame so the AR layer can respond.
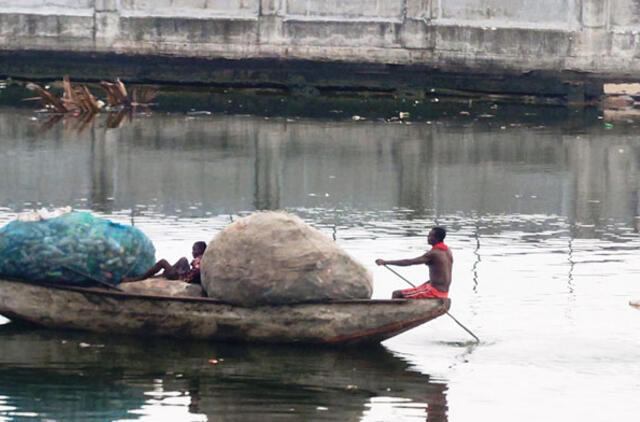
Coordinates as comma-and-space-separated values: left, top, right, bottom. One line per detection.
421, 247, 453, 293
375, 227, 453, 298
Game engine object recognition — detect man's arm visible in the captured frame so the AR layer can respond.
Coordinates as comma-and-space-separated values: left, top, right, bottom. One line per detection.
376, 252, 431, 267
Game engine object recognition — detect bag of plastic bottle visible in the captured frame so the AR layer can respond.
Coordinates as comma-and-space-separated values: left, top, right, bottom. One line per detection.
0, 210, 155, 286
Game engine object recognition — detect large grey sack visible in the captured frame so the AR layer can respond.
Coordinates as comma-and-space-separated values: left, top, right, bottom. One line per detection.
200, 212, 372, 306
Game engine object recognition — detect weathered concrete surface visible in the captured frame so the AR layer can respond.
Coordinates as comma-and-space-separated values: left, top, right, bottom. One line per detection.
1, 1, 640, 95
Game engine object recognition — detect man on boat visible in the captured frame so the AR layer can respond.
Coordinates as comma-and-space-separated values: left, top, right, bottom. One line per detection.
375, 227, 452, 299
122, 241, 206, 284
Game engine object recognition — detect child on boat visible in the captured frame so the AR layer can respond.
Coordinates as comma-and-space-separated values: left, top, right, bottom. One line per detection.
122, 241, 206, 284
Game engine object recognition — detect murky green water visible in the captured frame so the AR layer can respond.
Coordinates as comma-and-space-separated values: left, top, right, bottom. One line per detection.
0, 104, 639, 421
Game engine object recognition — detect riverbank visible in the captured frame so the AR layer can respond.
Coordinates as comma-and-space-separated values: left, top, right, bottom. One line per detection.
0, 78, 604, 126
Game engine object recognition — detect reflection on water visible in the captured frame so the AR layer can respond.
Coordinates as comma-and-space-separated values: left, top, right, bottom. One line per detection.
0, 325, 446, 422
0, 109, 638, 232
0, 107, 639, 421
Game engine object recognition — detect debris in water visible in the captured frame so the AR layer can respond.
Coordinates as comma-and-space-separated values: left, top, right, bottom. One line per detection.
186, 110, 212, 116
101, 78, 158, 109
24, 79, 73, 113
602, 95, 634, 110
24, 75, 157, 116
603, 83, 640, 95
78, 343, 104, 349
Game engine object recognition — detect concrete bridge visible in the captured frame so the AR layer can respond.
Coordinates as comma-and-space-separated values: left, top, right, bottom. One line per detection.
1, 1, 640, 98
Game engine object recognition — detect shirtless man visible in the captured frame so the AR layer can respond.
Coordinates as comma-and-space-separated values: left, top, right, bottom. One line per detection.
375, 227, 452, 299
122, 241, 206, 284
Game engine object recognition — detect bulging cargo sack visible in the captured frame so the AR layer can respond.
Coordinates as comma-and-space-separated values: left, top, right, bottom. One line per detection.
200, 211, 372, 306
0, 211, 155, 286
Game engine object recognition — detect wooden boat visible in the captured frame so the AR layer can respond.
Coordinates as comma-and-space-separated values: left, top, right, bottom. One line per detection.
0, 277, 449, 345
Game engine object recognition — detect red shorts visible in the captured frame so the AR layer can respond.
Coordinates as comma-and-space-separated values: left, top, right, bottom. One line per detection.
393, 282, 448, 299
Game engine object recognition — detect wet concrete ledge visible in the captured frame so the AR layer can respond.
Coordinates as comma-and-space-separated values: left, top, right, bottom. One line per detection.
0, 50, 606, 105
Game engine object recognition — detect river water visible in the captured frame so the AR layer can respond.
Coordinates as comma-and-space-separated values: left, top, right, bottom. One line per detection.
0, 104, 639, 422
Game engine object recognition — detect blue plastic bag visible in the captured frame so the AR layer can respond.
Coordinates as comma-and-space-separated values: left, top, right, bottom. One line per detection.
0, 211, 155, 286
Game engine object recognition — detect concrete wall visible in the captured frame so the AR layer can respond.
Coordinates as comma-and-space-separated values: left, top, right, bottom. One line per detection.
1, 1, 640, 84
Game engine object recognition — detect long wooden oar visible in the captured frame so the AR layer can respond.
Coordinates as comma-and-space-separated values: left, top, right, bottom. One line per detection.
383, 265, 480, 343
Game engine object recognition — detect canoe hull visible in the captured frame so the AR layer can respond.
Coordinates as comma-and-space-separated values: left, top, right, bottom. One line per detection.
0, 278, 450, 345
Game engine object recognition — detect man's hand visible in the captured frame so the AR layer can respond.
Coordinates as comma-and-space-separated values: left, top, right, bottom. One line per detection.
375, 259, 386, 266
